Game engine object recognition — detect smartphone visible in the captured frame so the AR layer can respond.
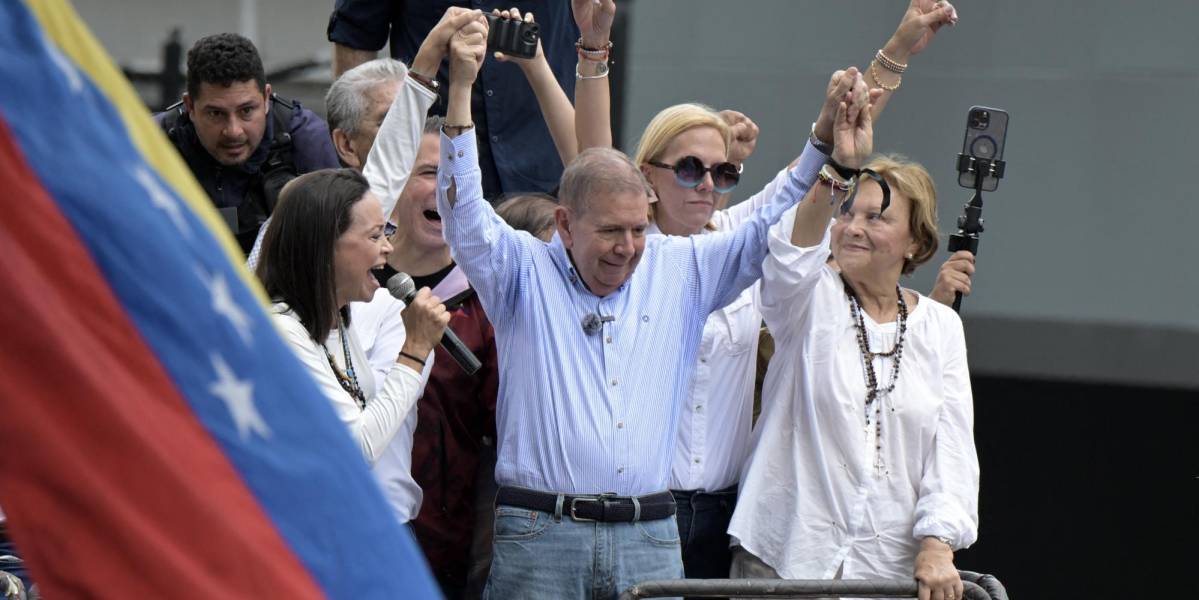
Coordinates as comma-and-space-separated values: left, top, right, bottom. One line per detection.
958, 106, 1008, 191
485, 14, 540, 60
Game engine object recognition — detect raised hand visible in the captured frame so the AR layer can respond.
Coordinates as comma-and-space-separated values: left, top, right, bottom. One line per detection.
491, 8, 545, 70
830, 69, 880, 169
813, 69, 853, 148
411, 7, 483, 78
448, 18, 489, 88
572, 0, 616, 47
720, 110, 760, 165
889, 0, 959, 60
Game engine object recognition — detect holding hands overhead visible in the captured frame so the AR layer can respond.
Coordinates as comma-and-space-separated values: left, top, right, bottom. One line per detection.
410, 7, 484, 81
830, 67, 881, 170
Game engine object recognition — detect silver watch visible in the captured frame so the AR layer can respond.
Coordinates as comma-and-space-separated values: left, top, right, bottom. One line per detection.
809, 122, 834, 155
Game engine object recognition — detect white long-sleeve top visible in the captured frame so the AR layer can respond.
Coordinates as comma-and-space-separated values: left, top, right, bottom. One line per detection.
666, 165, 793, 492
352, 290, 434, 523
270, 303, 423, 464
728, 209, 980, 580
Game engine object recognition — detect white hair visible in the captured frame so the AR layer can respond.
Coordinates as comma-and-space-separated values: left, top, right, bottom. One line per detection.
324, 57, 407, 136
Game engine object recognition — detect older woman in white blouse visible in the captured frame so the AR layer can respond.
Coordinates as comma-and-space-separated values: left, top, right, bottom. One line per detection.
727, 90, 979, 600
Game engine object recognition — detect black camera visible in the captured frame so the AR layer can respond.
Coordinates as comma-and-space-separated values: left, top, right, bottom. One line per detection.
485, 14, 540, 60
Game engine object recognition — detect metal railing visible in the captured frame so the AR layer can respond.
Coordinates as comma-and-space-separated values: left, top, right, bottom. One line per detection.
619, 570, 1008, 600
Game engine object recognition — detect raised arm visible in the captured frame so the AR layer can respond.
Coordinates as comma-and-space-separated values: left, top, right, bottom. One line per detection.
687, 70, 867, 315
572, 0, 616, 152
492, 9, 578, 166
792, 69, 878, 248
437, 16, 532, 320
367, 9, 479, 220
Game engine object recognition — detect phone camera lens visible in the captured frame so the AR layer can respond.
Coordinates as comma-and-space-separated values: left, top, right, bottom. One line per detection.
970, 135, 995, 158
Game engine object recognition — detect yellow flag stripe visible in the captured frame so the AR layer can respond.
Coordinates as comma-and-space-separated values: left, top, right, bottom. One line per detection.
23, 0, 270, 304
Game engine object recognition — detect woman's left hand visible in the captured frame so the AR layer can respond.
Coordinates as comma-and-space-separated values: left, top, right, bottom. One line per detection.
914, 537, 963, 600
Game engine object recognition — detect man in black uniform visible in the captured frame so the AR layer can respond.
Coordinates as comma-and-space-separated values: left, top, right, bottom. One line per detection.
156, 33, 340, 253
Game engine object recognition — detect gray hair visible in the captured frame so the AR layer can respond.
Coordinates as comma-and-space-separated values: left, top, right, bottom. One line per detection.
559, 147, 653, 214
325, 58, 407, 136
423, 115, 444, 136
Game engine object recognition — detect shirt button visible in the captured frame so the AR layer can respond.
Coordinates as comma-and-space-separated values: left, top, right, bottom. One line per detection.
491, 135, 499, 143
457, 150, 464, 158
605, 336, 612, 344
694, 458, 701, 464
695, 405, 703, 413
617, 421, 624, 429
486, 89, 494, 97
617, 467, 625, 474
446, 153, 453, 161
700, 358, 707, 363
610, 379, 618, 386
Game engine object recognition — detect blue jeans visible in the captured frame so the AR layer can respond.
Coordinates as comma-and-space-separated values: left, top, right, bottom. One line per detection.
483, 502, 684, 600
671, 486, 738, 581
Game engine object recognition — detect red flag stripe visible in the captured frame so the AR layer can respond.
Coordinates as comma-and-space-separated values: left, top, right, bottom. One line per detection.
0, 116, 325, 598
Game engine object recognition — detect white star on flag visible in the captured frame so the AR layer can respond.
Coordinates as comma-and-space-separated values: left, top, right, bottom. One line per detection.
201, 269, 253, 345
132, 165, 191, 237
45, 44, 83, 93
208, 353, 270, 441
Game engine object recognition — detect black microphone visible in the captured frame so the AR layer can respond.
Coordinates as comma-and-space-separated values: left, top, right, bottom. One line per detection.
386, 272, 482, 376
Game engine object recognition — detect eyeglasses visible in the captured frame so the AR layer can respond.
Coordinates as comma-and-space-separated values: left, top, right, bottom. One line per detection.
647, 156, 741, 193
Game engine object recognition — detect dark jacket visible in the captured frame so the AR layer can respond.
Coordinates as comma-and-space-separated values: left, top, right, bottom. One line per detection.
154, 95, 340, 253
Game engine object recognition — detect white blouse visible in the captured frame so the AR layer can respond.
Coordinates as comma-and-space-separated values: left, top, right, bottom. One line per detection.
728, 209, 979, 580
270, 303, 423, 465
666, 165, 794, 492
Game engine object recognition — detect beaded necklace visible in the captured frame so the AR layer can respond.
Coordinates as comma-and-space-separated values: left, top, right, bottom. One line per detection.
841, 275, 908, 478
324, 317, 366, 409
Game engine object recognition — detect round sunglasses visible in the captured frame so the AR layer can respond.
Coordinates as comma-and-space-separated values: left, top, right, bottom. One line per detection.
647, 156, 741, 193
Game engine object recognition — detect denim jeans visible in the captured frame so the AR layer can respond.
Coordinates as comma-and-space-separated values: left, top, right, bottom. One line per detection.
483, 501, 684, 600
672, 486, 737, 580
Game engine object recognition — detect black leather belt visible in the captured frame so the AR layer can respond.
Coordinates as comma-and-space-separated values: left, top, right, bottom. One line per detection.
496, 486, 676, 522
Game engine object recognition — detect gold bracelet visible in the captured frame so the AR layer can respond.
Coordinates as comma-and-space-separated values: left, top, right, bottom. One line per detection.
870, 60, 901, 92
875, 48, 908, 73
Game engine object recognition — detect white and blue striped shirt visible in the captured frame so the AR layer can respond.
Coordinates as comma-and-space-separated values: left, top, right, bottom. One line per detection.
437, 132, 827, 496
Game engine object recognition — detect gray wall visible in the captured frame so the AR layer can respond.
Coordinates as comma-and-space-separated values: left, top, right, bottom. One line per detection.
620, 1, 1199, 388
76, 0, 1199, 388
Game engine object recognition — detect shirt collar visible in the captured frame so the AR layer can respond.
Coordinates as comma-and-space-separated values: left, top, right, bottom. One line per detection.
547, 231, 631, 298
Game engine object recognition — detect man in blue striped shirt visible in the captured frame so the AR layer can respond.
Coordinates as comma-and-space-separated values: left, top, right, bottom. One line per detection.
435, 10, 875, 598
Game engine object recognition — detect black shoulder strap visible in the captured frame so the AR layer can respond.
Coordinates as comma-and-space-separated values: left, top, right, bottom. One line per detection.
258, 94, 299, 214
159, 100, 188, 146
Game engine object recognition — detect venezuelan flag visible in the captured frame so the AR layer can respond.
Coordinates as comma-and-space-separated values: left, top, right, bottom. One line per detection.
0, 1, 440, 598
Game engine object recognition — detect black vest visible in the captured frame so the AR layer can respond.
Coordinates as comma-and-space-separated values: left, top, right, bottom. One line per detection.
160, 95, 298, 254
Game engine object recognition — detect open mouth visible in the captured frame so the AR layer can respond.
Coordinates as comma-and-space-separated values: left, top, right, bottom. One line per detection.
422, 209, 442, 222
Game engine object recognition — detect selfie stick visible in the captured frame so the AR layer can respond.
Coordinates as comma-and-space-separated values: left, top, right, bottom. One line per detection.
947, 154, 1005, 313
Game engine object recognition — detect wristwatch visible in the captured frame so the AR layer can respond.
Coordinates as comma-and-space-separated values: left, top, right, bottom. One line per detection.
808, 122, 833, 156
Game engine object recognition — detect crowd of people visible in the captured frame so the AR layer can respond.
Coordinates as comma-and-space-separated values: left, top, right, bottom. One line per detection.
0, 2, 981, 600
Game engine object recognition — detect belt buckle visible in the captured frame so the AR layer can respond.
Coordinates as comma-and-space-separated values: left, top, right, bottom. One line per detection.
569, 492, 615, 522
